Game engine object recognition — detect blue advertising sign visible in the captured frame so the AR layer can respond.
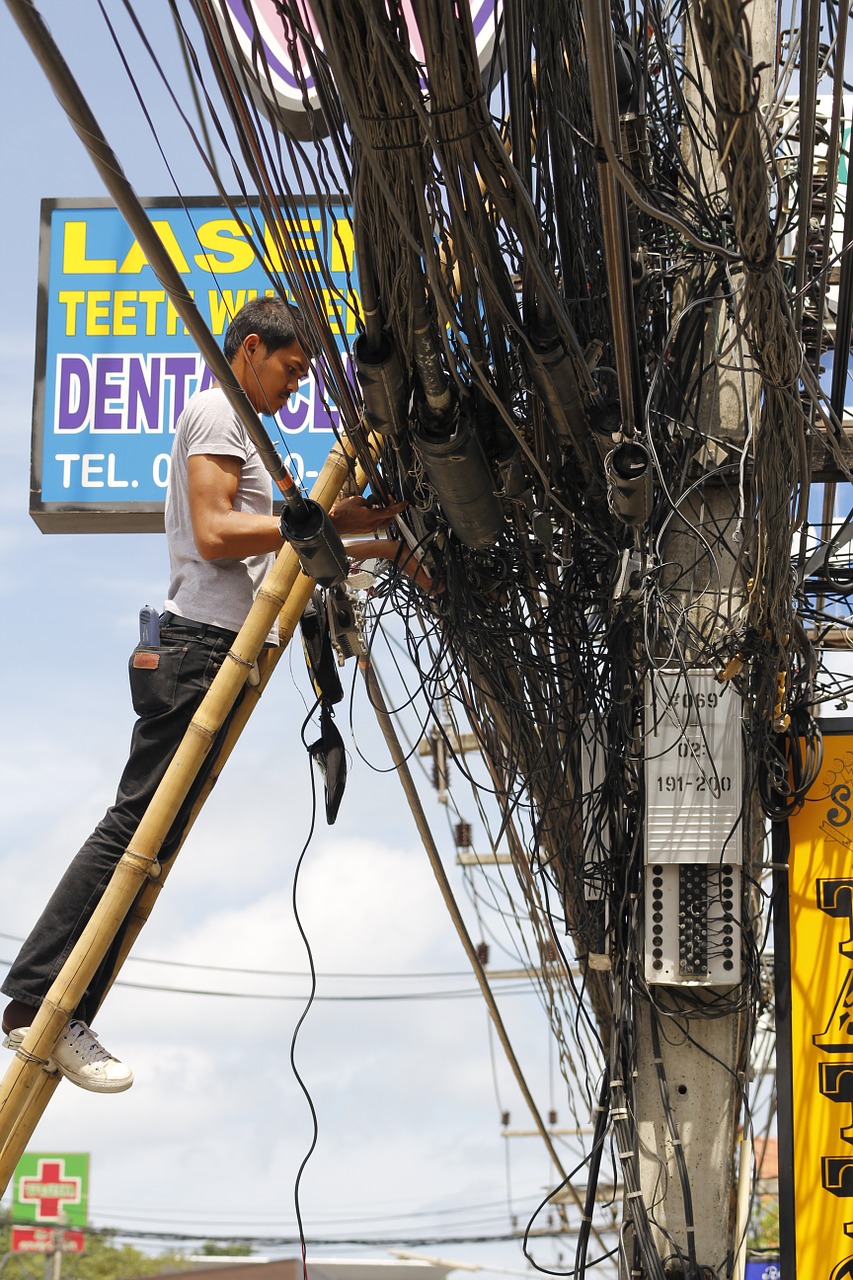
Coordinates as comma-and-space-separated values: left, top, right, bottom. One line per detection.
745, 1262, 781, 1279
31, 198, 357, 532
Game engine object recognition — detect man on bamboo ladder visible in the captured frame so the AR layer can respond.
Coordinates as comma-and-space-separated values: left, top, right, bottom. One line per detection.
0, 296, 404, 1093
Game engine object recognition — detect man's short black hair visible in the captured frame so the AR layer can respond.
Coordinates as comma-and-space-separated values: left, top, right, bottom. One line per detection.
223, 296, 313, 362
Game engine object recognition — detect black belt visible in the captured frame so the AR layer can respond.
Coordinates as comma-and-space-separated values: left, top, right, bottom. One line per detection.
160, 611, 239, 643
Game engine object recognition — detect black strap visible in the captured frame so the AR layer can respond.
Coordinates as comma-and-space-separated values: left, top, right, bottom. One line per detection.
300, 590, 344, 707
309, 706, 347, 825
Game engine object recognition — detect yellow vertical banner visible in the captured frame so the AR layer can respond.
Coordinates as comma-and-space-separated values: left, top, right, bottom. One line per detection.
787, 735, 853, 1279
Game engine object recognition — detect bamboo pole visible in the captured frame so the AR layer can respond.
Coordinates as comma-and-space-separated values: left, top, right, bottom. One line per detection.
0, 438, 367, 1186
103, 444, 377, 985
4, 0, 305, 511
0, 1069, 59, 1180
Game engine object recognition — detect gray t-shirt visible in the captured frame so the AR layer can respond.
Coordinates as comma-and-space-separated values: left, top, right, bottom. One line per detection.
164, 388, 276, 636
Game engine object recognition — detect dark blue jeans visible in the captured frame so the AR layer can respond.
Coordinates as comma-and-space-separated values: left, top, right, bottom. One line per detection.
2, 618, 242, 1023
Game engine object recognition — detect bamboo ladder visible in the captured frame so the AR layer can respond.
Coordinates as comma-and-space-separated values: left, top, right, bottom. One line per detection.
0, 0, 395, 1197
0, 435, 373, 1193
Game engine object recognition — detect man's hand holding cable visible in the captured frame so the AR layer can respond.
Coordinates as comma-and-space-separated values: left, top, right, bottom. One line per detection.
330, 495, 406, 537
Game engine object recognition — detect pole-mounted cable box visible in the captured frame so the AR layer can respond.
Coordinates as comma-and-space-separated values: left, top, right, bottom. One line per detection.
643, 669, 743, 985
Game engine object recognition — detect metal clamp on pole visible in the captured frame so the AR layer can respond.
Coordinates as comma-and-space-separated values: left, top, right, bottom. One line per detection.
279, 498, 349, 588
605, 441, 653, 526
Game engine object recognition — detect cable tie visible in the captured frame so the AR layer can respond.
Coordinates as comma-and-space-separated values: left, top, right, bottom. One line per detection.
746, 251, 780, 275
716, 88, 760, 119
427, 90, 486, 117
226, 650, 256, 670
626, 1190, 644, 1200
11, 1045, 56, 1071
610, 1078, 624, 1087
618, 1149, 635, 1159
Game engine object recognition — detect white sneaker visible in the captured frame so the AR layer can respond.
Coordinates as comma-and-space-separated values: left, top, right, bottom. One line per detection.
3, 1020, 133, 1094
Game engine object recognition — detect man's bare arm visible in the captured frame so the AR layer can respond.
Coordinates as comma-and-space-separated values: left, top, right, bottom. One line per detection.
187, 454, 406, 561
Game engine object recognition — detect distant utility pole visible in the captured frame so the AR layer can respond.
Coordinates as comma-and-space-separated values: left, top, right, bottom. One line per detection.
45, 1222, 66, 1280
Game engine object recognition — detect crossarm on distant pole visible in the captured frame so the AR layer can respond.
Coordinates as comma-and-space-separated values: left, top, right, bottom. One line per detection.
360, 659, 611, 1255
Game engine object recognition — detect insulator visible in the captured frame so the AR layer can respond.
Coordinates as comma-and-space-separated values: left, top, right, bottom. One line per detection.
414, 402, 505, 549
353, 331, 408, 437
614, 37, 642, 115
455, 821, 472, 849
588, 397, 621, 462
412, 299, 452, 414
496, 443, 526, 501
605, 441, 653, 526
476, 941, 490, 965
432, 733, 449, 800
526, 333, 588, 448
531, 510, 554, 548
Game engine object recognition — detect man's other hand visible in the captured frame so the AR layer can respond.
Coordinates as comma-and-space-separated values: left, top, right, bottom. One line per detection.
330, 495, 406, 536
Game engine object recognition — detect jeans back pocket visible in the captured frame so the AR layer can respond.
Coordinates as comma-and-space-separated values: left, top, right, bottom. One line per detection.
128, 642, 188, 718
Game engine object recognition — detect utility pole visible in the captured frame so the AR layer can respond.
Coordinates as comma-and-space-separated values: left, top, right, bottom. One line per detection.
45, 1220, 66, 1280
623, 0, 780, 1272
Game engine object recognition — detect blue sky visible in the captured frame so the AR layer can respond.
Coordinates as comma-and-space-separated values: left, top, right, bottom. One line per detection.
0, 6, 602, 1278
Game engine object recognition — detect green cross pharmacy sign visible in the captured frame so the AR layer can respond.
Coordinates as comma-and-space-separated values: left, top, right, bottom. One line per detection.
11, 1153, 88, 1254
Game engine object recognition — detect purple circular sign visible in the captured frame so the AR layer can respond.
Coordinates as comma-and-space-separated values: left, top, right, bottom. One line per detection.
219, 0, 499, 136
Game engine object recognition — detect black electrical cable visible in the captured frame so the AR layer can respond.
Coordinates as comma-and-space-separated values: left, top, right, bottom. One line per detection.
293, 702, 324, 1280
25, 1, 835, 1269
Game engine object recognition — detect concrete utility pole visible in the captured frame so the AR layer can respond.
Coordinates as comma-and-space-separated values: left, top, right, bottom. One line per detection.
623, 0, 778, 1273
